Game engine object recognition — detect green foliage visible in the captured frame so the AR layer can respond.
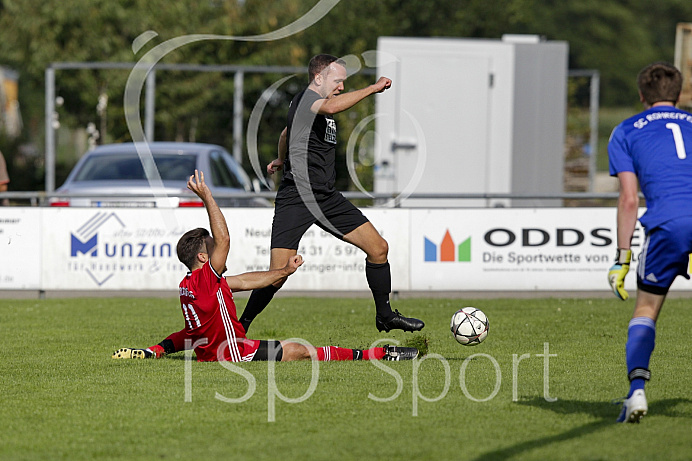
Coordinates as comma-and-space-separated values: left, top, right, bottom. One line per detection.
1, 296, 692, 459
1, 0, 692, 190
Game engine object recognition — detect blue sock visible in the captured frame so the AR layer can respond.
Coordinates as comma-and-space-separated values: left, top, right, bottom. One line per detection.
625, 317, 656, 398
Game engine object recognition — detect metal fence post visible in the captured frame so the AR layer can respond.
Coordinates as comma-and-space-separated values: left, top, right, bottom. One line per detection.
145, 69, 156, 142
45, 66, 55, 192
233, 70, 245, 165
588, 71, 600, 192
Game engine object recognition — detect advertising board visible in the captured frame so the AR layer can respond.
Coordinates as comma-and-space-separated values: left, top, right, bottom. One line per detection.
38, 208, 409, 291
6, 207, 688, 293
0, 208, 41, 289
410, 208, 658, 291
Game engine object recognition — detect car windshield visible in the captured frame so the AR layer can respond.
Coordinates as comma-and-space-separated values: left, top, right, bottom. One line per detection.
209, 149, 249, 190
73, 153, 197, 182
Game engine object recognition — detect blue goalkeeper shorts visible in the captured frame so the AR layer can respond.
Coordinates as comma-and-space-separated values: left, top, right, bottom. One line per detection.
637, 216, 692, 295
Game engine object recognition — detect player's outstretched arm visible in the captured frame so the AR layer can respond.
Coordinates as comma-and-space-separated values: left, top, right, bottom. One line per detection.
226, 255, 303, 291
188, 170, 230, 274
313, 77, 392, 116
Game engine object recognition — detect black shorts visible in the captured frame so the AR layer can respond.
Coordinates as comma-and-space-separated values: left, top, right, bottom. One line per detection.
270, 185, 369, 250
251, 340, 284, 362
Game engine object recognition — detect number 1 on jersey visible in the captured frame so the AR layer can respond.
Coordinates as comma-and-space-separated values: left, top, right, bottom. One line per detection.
666, 123, 687, 159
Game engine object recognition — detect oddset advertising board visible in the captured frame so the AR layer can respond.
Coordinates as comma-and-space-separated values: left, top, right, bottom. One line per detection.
409, 208, 680, 291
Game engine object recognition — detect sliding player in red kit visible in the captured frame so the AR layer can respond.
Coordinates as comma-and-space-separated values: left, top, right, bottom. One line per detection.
113, 170, 417, 362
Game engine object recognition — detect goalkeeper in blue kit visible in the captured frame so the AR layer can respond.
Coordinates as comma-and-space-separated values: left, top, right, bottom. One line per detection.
607, 62, 692, 423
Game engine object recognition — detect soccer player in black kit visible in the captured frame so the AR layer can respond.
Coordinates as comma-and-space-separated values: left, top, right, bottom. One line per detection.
240, 54, 424, 334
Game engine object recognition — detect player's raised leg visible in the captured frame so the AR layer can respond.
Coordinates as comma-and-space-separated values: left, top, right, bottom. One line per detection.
343, 222, 424, 333
240, 248, 297, 332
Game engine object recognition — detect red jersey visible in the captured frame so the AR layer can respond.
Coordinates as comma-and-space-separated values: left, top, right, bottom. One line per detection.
178, 261, 259, 362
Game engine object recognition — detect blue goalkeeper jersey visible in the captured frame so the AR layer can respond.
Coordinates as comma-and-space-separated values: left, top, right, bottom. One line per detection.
608, 105, 692, 230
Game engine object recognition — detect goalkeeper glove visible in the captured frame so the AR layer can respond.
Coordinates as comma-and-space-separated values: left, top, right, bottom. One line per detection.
608, 249, 631, 300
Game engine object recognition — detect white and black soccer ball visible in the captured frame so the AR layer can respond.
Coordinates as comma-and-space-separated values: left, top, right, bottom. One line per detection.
450, 307, 489, 346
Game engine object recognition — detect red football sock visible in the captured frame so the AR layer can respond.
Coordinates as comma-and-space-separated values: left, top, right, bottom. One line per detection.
317, 346, 358, 361
314, 346, 386, 361
147, 344, 165, 358
362, 346, 385, 360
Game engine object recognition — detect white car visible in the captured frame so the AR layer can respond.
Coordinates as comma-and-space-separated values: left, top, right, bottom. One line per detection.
52, 142, 270, 208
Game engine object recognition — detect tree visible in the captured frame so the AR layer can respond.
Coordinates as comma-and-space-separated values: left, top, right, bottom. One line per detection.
1, 0, 691, 191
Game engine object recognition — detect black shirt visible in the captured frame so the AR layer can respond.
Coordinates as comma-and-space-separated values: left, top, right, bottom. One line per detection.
282, 89, 337, 192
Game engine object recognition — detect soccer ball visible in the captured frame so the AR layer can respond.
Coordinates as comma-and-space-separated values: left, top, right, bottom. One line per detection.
450, 307, 489, 346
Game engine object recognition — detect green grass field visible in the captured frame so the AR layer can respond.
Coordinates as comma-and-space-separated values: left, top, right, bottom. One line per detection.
1, 296, 691, 460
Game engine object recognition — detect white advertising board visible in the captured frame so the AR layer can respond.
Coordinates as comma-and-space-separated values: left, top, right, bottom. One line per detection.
0, 208, 41, 289
225, 208, 410, 291
25, 206, 692, 293
39, 208, 409, 292
409, 208, 683, 291
41, 208, 204, 290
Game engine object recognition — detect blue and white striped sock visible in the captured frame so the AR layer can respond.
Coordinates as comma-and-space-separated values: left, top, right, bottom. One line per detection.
625, 316, 656, 398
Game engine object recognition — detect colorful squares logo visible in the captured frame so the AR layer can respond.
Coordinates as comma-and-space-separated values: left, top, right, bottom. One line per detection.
424, 229, 471, 262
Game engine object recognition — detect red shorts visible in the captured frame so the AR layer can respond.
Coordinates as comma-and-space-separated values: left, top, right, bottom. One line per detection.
165, 329, 283, 362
